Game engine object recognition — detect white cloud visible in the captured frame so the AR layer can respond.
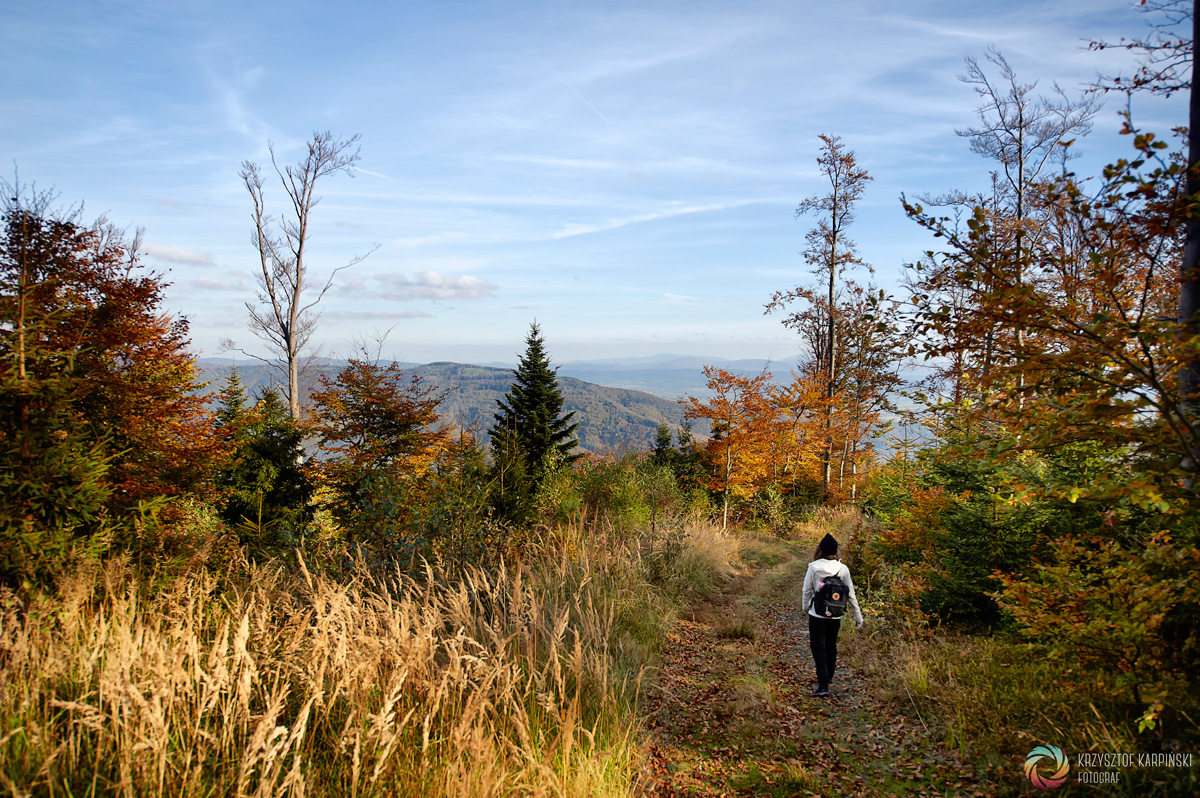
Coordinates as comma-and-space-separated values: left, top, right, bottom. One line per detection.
324, 310, 434, 320
143, 243, 216, 265
370, 271, 498, 301
189, 277, 251, 291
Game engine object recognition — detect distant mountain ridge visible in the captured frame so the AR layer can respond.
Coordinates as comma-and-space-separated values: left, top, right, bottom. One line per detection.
556, 354, 801, 400
460, 353, 807, 400
195, 353, 803, 401
193, 359, 702, 453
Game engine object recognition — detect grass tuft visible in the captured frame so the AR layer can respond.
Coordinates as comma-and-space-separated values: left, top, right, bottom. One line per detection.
715, 615, 758, 641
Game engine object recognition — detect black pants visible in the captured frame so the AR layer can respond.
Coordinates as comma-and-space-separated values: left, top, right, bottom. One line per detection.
809, 614, 841, 687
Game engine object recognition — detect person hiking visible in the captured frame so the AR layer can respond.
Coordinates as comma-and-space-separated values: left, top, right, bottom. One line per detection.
802, 532, 863, 697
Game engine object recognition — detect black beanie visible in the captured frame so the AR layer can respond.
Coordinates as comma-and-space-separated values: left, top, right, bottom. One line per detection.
820, 533, 838, 555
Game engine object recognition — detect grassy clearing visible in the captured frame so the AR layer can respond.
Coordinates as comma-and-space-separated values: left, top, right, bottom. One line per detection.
0, 520, 741, 797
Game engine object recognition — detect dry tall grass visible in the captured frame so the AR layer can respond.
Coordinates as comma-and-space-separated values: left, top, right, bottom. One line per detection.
787, 505, 860, 547
0, 520, 741, 797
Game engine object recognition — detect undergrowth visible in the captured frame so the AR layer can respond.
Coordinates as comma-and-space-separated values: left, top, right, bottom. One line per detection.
841, 513, 1200, 798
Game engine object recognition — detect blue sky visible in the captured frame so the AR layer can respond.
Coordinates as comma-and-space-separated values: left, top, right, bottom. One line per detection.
2, 0, 1186, 365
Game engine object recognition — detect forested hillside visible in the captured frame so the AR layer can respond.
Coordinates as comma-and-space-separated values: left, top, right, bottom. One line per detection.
194, 359, 695, 452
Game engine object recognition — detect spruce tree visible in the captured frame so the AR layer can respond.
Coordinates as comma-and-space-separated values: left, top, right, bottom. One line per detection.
214, 385, 311, 550
215, 365, 248, 428
651, 422, 676, 468
491, 323, 579, 483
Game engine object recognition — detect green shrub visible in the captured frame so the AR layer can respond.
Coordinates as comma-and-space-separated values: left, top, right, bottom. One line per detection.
0, 370, 116, 586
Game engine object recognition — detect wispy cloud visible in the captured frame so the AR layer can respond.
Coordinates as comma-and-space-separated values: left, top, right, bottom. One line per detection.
352, 190, 594, 208
187, 275, 252, 291
143, 243, 216, 265
495, 155, 624, 171
63, 116, 143, 150
154, 197, 192, 211
390, 232, 471, 248
324, 309, 434, 320
542, 17, 768, 88
547, 200, 764, 240
493, 153, 785, 180
343, 270, 499, 301
198, 48, 273, 143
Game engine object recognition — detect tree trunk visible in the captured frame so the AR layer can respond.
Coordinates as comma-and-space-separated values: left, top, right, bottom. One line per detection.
824, 219, 837, 499
723, 441, 733, 530
15, 217, 29, 433
288, 341, 301, 420
838, 438, 849, 492
1181, 1, 1200, 477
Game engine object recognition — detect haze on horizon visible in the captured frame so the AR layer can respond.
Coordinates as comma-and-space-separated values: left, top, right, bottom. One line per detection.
2, 0, 1184, 366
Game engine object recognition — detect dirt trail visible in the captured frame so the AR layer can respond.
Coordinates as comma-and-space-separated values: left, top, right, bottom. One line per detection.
638, 538, 994, 798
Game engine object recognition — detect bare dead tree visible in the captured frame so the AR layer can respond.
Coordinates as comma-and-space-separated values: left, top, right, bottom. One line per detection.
234, 131, 376, 420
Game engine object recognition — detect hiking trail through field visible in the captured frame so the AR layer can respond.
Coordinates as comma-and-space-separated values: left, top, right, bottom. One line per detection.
637, 536, 997, 798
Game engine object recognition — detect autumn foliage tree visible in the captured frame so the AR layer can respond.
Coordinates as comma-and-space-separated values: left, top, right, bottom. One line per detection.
0, 181, 221, 583
774, 284, 903, 499
308, 357, 449, 560
894, 114, 1200, 728
904, 126, 1195, 503
851, 24, 1200, 738
1090, 0, 1193, 98
683, 366, 779, 528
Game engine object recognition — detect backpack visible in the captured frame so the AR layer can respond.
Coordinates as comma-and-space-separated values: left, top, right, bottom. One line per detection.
814, 574, 849, 619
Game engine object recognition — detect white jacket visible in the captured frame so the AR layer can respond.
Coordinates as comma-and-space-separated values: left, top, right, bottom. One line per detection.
802, 558, 863, 625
